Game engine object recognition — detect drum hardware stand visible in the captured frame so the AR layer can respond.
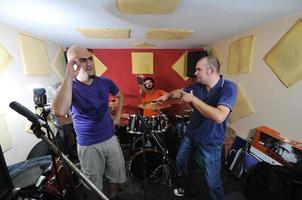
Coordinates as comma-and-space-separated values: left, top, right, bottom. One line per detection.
10, 101, 109, 200
149, 156, 171, 185
137, 113, 182, 199
132, 134, 153, 150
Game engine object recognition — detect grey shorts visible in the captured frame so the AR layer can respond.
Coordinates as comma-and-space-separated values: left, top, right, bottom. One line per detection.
77, 135, 126, 189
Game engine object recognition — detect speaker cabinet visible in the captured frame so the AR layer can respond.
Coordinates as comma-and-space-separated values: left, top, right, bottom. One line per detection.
187, 51, 208, 77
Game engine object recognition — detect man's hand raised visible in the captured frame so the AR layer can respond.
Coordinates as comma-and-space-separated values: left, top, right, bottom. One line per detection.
66, 59, 81, 79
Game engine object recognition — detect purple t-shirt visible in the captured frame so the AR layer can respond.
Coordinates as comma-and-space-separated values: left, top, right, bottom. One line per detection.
70, 76, 119, 146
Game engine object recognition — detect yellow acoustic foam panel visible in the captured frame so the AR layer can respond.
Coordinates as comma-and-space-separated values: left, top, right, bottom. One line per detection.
0, 113, 12, 152
92, 54, 108, 76
77, 28, 130, 39
131, 52, 153, 74
53, 48, 67, 81
0, 44, 13, 73
172, 51, 189, 81
18, 33, 50, 76
229, 83, 254, 123
227, 35, 254, 74
117, 0, 180, 15
264, 19, 302, 87
132, 42, 155, 48
209, 47, 223, 66
146, 29, 193, 40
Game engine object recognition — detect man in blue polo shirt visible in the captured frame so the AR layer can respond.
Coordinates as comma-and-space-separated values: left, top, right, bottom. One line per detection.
52, 45, 126, 200
156, 56, 237, 200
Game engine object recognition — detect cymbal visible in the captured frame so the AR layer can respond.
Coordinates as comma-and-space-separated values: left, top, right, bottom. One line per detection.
165, 100, 193, 117
164, 99, 182, 105
137, 102, 171, 110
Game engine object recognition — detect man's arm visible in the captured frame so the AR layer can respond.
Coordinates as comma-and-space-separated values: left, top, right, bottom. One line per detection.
181, 91, 231, 124
155, 88, 184, 101
52, 59, 80, 117
112, 91, 123, 125
136, 75, 146, 97
138, 84, 146, 97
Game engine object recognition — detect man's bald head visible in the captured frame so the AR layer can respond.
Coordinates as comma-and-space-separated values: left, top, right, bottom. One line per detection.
66, 45, 95, 80
66, 45, 90, 61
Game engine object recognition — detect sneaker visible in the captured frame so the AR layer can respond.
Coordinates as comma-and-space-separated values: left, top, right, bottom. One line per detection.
173, 187, 185, 197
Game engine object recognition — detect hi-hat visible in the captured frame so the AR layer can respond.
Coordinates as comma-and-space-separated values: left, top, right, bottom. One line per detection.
137, 102, 171, 110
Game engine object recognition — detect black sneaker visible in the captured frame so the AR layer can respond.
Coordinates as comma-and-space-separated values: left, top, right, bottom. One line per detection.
173, 187, 185, 197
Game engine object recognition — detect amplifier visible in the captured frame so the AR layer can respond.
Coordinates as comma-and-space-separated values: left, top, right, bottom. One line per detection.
251, 126, 302, 167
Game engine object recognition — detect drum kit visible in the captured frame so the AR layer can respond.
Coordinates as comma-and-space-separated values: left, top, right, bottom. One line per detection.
116, 100, 193, 184
127, 114, 168, 134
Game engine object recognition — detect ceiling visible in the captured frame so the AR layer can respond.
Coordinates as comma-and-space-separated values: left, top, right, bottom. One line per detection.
0, 0, 302, 49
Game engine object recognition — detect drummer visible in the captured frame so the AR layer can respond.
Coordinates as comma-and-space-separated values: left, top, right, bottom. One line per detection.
137, 75, 167, 117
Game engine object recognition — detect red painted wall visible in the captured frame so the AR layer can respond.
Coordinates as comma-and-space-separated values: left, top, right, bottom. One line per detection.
93, 49, 201, 111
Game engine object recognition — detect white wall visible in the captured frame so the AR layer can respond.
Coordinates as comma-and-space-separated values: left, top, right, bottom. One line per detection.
211, 12, 302, 141
0, 21, 61, 165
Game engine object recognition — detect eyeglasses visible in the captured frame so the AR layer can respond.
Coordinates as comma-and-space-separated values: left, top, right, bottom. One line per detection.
79, 56, 93, 63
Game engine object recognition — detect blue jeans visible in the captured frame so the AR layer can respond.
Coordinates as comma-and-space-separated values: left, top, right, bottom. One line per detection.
176, 136, 224, 200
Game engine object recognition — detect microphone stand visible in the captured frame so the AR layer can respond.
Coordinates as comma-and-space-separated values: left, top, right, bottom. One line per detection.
9, 101, 108, 200
142, 116, 148, 200
30, 123, 109, 200
136, 114, 183, 194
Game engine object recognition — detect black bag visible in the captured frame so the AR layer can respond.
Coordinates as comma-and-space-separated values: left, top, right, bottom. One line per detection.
244, 162, 302, 200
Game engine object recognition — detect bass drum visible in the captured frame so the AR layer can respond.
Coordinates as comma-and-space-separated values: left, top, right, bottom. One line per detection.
129, 149, 163, 181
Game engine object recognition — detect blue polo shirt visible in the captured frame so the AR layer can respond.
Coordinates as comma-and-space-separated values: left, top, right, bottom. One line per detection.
70, 76, 118, 146
185, 76, 237, 145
